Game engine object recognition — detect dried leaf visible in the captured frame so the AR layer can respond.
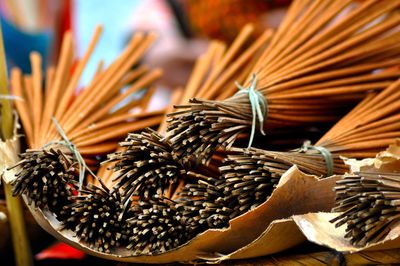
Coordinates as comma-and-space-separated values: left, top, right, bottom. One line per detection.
0, 135, 20, 184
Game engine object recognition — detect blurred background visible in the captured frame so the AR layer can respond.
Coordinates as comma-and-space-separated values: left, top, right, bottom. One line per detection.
0, 0, 290, 264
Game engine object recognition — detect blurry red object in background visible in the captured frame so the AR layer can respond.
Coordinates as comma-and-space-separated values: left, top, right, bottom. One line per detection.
35, 242, 86, 260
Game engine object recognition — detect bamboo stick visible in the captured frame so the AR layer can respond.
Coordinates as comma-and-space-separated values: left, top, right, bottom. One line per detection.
0, 21, 33, 266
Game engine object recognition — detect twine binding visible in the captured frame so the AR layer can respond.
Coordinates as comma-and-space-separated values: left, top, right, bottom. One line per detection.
296, 140, 334, 176
235, 74, 267, 148
41, 117, 105, 192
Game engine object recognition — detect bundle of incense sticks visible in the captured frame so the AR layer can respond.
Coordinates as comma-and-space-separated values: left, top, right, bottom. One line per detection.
10, 147, 76, 218
125, 196, 191, 255
176, 168, 279, 231
10, 25, 165, 215
167, 0, 400, 166
330, 172, 400, 246
228, 77, 400, 184
60, 182, 133, 253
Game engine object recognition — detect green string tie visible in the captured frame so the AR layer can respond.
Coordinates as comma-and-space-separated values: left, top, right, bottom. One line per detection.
0, 95, 24, 101
235, 74, 267, 148
42, 117, 99, 193
298, 140, 334, 176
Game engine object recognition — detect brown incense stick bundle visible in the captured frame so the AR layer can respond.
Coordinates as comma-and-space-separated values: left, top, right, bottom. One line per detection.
175, 174, 231, 231
60, 182, 134, 253
231, 77, 400, 181
167, 0, 400, 166
11, 26, 163, 154
125, 196, 191, 255
10, 26, 164, 218
330, 172, 400, 246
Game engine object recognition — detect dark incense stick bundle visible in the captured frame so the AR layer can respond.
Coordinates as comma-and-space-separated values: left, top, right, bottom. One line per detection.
60, 183, 134, 253
167, 0, 400, 165
330, 172, 400, 246
10, 26, 164, 217
175, 174, 231, 232
176, 164, 280, 232
60, 178, 193, 254
125, 196, 191, 255
9, 146, 77, 218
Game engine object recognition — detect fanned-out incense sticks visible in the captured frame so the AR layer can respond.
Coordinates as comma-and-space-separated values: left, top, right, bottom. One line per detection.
10, 147, 76, 217
174, 155, 282, 232
60, 183, 133, 253
126, 196, 190, 255
10, 25, 164, 212
167, 0, 400, 165
105, 129, 186, 201
176, 175, 230, 231
61, 181, 192, 255
219, 154, 281, 215
330, 172, 400, 246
